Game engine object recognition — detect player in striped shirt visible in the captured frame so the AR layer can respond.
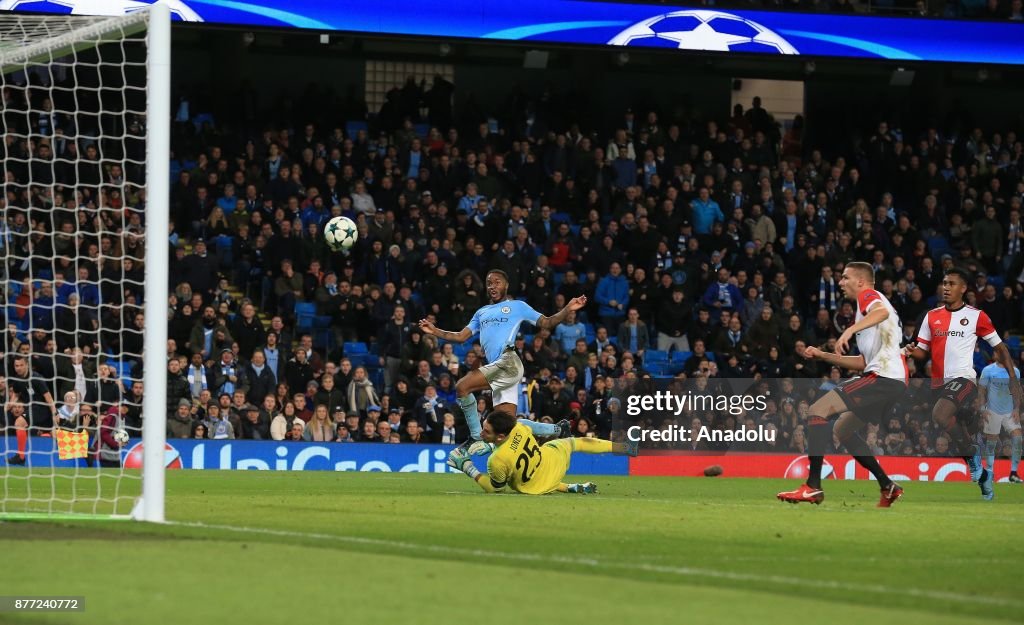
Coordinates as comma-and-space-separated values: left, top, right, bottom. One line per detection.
777, 262, 906, 507
905, 268, 1021, 499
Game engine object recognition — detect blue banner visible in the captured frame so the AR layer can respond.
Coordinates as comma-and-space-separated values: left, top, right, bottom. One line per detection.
1, 0, 1022, 65
10, 437, 629, 475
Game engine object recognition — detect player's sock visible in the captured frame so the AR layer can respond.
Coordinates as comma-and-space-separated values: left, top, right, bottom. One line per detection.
806, 416, 830, 489
16, 428, 27, 459
576, 437, 612, 454
984, 438, 999, 472
841, 432, 893, 489
518, 418, 557, 437
457, 394, 481, 440
1011, 435, 1021, 473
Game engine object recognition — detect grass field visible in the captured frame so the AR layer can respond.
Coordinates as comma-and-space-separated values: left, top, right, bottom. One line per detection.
2, 470, 1022, 625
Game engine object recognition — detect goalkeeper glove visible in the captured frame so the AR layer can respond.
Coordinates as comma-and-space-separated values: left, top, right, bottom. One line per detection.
467, 440, 494, 456
447, 448, 481, 480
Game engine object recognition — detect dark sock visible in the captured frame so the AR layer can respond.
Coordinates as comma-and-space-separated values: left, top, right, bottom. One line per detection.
943, 418, 972, 455
841, 432, 892, 488
807, 456, 824, 489
806, 416, 831, 490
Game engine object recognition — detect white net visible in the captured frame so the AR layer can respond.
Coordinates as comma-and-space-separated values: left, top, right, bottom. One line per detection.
0, 10, 158, 518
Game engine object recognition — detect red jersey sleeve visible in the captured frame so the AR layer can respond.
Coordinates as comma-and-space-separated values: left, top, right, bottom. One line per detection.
858, 289, 882, 316
976, 310, 1001, 346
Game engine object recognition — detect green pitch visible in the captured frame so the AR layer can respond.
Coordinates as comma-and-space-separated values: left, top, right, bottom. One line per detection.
2, 471, 1022, 625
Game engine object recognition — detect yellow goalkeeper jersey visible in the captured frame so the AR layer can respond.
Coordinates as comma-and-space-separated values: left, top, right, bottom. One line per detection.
487, 423, 571, 495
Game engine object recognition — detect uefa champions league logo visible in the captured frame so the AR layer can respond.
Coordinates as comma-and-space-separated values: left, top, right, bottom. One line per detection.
609, 10, 798, 55
0, 0, 204, 21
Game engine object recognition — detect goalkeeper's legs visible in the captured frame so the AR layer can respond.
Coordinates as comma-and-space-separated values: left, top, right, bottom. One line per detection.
574, 437, 639, 456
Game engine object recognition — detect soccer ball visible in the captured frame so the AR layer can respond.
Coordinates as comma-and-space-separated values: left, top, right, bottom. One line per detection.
324, 216, 358, 252
608, 10, 798, 55
113, 429, 130, 445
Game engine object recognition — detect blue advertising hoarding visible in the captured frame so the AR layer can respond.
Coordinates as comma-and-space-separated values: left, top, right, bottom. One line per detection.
1, 0, 1022, 65
13, 437, 630, 475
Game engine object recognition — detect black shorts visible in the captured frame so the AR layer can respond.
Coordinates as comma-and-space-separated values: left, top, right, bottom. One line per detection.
932, 377, 978, 406
932, 378, 980, 427
834, 374, 907, 423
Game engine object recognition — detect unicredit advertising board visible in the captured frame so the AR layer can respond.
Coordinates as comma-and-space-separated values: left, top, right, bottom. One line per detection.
1, 0, 1022, 65
631, 453, 1020, 483
17, 437, 629, 474
16, 437, 1017, 482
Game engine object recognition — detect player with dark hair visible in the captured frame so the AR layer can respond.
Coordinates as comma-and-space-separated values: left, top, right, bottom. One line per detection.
904, 267, 1021, 500
777, 262, 907, 507
447, 411, 636, 494
418, 270, 586, 458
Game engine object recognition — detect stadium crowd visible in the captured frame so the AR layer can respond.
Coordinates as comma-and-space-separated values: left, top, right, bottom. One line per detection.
3, 63, 1024, 461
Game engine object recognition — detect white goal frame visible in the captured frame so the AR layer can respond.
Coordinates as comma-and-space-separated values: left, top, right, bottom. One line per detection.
0, 3, 169, 522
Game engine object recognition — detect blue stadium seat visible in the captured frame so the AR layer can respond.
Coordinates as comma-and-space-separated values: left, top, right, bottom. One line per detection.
672, 350, 691, 363
294, 302, 317, 330
928, 236, 950, 261
344, 341, 369, 355
345, 120, 368, 138
988, 276, 1004, 289
646, 349, 669, 364
414, 123, 430, 139
552, 211, 571, 224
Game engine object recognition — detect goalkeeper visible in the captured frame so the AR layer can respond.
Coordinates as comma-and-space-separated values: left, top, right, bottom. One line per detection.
448, 411, 636, 495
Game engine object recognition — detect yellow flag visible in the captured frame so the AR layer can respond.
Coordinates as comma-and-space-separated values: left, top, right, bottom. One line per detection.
55, 429, 90, 460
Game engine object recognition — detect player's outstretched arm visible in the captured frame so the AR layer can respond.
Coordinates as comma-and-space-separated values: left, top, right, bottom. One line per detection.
804, 346, 867, 371
835, 305, 889, 355
448, 447, 504, 493
536, 296, 587, 330
992, 342, 1023, 411
417, 319, 473, 344
903, 343, 929, 361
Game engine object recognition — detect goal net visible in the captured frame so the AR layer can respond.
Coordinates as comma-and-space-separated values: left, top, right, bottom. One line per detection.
0, 4, 169, 521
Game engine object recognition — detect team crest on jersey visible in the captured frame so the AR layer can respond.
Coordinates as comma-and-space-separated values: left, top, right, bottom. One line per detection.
501, 306, 511, 314
960, 318, 969, 326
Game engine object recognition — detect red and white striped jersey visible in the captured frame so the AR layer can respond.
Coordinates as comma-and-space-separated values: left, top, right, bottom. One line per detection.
856, 289, 908, 382
916, 305, 1001, 386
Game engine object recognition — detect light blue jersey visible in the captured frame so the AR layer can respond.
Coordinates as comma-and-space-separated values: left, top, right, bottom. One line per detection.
467, 299, 542, 363
980, 363, 1019, 415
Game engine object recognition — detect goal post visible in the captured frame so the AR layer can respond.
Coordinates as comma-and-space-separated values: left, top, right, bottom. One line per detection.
0, 4, 170, 522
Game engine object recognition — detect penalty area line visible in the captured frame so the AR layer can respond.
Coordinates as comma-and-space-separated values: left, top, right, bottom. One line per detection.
166, 521, 1020, 608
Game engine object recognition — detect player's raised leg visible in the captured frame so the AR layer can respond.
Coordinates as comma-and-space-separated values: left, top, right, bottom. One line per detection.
933, 397, 981, 481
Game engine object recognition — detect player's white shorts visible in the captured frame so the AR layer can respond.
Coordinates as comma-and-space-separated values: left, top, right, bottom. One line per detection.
983, 411, 1022, 436
478, 347, 524, 408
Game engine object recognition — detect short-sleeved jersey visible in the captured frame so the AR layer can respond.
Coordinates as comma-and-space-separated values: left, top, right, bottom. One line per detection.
979, 363, 1019, 414
855, 289, 907, 382
916, 305, 1000, 387
487, 423, 551, 495
467, 300, 542, 364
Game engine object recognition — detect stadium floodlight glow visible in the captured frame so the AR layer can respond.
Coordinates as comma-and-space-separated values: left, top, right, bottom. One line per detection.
0, 3, 170, 523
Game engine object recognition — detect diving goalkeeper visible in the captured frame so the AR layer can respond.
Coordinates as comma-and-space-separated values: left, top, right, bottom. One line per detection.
448, 411, 636, 494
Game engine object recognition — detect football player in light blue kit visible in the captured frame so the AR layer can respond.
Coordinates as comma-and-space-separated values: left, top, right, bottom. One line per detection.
417, 269, 587, 457
979, 360, 1023, 487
